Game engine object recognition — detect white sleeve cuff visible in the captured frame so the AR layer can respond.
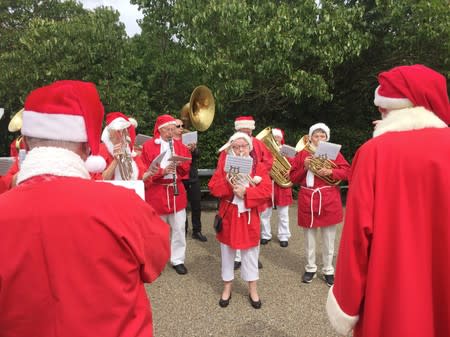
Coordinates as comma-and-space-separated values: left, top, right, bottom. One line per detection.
326, 286, 359, 336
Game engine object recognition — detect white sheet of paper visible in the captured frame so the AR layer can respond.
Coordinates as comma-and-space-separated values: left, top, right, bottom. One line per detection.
135, 134, 152, 146
168, 155, 191, 163
150, 150, 167, 169
224, 155, 253, 175
0, 157, 15, 175
182, 131, 198, 145
314, 141, 341, 160
280, 144, 297, 158
98, 180, 145, 200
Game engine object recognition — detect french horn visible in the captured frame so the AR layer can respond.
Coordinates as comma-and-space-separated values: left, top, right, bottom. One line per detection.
256, 127, 292, 188
295, 134, 341, 186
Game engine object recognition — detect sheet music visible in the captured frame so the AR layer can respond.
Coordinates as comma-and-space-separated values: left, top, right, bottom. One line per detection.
224, 155, 253, 175
0, 108, 4, 120
182, 131, 198, 145
280, 144, 297, 158
135, 134, 152, 146
0, 157, 15, 175
98, 180, 145, 200
150, 150, 167, 169
314, 141, 341, 160
168, 155, 191, 163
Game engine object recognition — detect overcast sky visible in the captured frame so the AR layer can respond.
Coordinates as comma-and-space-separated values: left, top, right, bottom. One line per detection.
78, 0, 143, 36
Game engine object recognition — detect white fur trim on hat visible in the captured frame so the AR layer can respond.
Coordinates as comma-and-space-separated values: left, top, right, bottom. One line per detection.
158, 120, 176, 129
374, 86, 413, 110
128, 117, 138, 128
326, 286, 359, 336
22, 110, 87, 142
272, 128, 283, 139
218, 131, 253, 152
309, 123, 330, 141
235, 119, 255, 130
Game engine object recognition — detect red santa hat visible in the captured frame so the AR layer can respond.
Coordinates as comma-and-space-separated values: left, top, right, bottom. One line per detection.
153, 114, 176, 139
218, 131, 253, 153
101, 112, 138, 151
21, 80, 106, 172
309, 122, 330, 141
374, 64, 450, 124
272, 128, 285, 144
234, 116, 256, 130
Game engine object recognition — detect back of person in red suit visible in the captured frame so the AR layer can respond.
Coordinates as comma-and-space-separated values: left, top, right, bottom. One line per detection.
0, 80, 170, 337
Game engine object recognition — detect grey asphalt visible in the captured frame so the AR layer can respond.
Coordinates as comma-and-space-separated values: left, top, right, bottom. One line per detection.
146, 204, 343, 337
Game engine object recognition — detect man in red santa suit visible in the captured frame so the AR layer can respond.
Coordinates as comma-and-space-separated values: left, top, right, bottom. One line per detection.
99, 112, 146, 180
260, 128, 293, 247
141, 114, 192, 275
326, 64, 450, 337
290, 122, 350, 286
0, 80, 170, 337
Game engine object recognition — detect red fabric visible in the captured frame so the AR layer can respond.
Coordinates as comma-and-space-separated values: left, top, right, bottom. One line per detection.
0, 176, 170, 337
273, 183, 293, 207
290, 149, 350, 228
141, 138, 191, 214
153, 114, 175, 138
332, 127, 450, 337
208, 154, 272, 249
377, 64, 450, 124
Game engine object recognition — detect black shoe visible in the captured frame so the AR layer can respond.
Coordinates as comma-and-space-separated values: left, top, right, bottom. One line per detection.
324, 274, 334, 287
258, 260, 263, 269
234, 261, 241, 270
173, 264, 188, 275
260, 238, 270, 245
302, 271, 316, 283
192, 231, 207, 242
219, 293, 231, 308
248, 294, 262, 309
279, 241, 288, 248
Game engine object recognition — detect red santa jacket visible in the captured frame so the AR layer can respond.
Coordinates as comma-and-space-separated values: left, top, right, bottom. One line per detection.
141, 138, 191, 214
0, 176, 170, 337
290, 149, 350, 228
327, 107, 450, 337
208, 153, 272, 249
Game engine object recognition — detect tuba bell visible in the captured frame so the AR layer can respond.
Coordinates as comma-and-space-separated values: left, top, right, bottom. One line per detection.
8, 108, 24, 132
295, 134, 341, 186
256, 127, 292, 188
180, 85, 215, 132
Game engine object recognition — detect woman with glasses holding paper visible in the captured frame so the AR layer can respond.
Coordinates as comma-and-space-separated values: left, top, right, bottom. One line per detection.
208, 132, 271, 309
290, 123, 350, 287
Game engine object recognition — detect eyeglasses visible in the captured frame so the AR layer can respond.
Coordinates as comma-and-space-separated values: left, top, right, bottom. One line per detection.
231, 144, 249, 151
176, 124, 184, 128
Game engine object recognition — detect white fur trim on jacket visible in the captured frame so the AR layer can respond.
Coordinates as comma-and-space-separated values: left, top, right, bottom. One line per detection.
326, 286, 359, 336
17, 147, 90, 184
373, 106, 447, 138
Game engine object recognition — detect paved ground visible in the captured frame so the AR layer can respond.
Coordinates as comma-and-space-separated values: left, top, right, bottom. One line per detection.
146, 204, 344, 337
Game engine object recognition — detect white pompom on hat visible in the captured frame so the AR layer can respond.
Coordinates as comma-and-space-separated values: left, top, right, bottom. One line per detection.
309, 122, 330, 141
218, 131, 253, 153
21, 80, 106, 173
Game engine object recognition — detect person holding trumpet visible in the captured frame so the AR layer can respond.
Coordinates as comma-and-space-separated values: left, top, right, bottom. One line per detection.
208, 132, 272, 309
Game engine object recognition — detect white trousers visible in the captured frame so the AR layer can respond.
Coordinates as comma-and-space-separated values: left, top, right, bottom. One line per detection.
160, 209, 186, 266
303, 225, 337, 275
260, 206, 291, 241
221, 243, 259, 282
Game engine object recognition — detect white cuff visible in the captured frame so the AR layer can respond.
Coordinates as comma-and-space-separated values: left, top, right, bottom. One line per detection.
326, 286, 359, 336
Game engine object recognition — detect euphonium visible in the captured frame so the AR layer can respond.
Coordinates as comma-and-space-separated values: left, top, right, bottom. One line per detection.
115, 128, 133, 180
295, 135, 341, 186
255, 127, 292, 188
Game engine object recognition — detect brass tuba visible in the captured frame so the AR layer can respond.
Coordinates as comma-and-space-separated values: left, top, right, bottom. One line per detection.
256, 127, 292, 188
295, 135, 341, 186
180, 85, 215, 132
8, 108, 24, 132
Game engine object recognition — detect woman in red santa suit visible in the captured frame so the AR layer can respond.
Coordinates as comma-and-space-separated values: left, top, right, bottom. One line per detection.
208, 132, 272, 309
290, 123, 350, 286
327, 64, 450, 337
99, 112, 146, 181
260, 128, 293, 247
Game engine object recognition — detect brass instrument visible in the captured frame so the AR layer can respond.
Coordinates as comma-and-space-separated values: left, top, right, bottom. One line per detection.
114, 128, 134, 180
8, 108, 23, 132
180, 85, 215, 132
226, 166, 255, 188
295, 135, 341, 186
256, 127, 292, 188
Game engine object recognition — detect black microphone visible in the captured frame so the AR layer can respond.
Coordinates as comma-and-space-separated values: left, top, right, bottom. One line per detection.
168, 138, 179, 196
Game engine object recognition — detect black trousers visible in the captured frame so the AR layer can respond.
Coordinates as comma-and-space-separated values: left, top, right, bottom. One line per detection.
183, 179, 202, 232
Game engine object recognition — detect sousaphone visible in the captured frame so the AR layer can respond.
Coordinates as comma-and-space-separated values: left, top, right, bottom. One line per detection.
180, 85, 215, 132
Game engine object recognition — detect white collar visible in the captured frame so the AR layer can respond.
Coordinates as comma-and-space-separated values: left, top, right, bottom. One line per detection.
17, 147, 90, 184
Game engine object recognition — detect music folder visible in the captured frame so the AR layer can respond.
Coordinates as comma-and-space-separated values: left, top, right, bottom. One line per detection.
0, 157, 15, 175
182, 131, 198, 145
315, 141, 341, 160
135, 134, 152, 146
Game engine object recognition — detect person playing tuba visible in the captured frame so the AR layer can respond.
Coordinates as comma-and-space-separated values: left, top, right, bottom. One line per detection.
289, 123, 350, 287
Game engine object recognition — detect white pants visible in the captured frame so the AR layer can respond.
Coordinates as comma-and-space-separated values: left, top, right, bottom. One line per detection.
160, 209, 186, 266
221, 243, 259, 282
260, 206, 291, 241
303, 225, 337, 275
